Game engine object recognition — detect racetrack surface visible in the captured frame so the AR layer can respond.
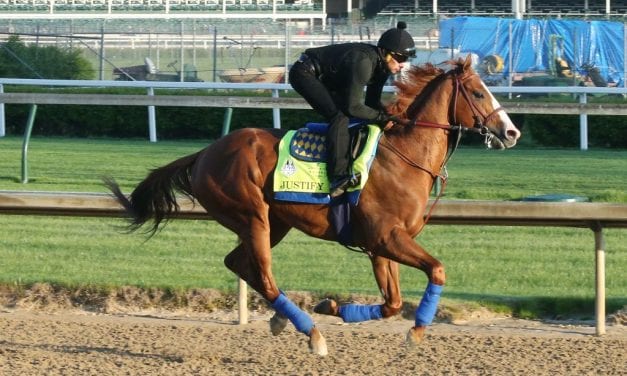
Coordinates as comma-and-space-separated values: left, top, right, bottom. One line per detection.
0, 307, 625, 376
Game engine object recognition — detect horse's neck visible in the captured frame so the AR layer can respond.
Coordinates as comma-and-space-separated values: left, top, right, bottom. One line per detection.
414, 86, 451, 126
395, 90, 451, 175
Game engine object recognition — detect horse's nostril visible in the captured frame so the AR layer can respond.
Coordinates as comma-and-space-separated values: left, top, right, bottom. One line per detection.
507, 129, 521, 140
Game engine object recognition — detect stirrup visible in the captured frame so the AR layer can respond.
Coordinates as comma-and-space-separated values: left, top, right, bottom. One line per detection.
329, 174, 361, 198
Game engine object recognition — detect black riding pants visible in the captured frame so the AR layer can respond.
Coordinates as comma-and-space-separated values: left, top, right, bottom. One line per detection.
289, 61, 350, 178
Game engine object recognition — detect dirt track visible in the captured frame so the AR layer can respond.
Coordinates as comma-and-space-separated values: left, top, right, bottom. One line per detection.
1, 306, 625, 376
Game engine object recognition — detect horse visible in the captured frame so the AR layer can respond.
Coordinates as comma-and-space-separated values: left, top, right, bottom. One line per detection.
105, 56, 520, 356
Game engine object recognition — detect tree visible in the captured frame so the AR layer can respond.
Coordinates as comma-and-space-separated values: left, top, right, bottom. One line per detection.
0, 35, 93, 80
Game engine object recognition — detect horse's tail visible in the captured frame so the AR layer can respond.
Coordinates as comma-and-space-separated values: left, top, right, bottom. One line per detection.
103, 151, 201, 236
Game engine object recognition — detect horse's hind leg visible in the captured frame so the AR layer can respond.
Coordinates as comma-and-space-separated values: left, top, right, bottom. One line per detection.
224, 219, 289, 335
223, 217, 327, 356
314, 255, 403, 322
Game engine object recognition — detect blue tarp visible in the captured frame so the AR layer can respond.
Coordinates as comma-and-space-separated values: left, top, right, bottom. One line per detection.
439, 17, 625, 85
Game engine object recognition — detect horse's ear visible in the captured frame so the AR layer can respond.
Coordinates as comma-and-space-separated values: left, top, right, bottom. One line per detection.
463, 54, 473, 70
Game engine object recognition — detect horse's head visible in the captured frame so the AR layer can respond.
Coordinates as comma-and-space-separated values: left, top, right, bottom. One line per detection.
390, 55, 520, 150
445, 55, 520, 149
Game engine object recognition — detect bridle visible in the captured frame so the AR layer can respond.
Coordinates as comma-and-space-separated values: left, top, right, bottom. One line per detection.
378, 67, 506, 228
406, 69, 506, 148
451, 70, 505, 148
382, 68, 505, 173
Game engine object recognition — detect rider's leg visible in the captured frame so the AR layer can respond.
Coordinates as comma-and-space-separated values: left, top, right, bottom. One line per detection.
289, 63, 353, 197
326, 112, 352, 198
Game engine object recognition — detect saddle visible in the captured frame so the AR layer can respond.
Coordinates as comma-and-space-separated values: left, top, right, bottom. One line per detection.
289, 122, 371, 165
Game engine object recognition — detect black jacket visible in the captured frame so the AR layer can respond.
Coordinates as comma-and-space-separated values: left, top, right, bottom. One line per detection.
304, 43, 389, 121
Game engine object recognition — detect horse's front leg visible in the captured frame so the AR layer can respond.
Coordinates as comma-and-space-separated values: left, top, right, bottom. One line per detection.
314, 255, 403, 322
378, 226, 445, 345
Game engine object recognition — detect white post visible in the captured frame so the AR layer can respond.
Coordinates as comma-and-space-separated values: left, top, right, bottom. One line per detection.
579, 93, 588, 150
605, 0, 610, 15
508, 21, 513, 97
272, 89, 281, 128
0, 84, 4, 137
238, 278, 248, 324
594, 225, 606, 336
147, 87, 157, 142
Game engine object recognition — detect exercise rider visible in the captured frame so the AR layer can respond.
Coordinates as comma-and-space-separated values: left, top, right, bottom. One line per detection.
289, 21, 416, 198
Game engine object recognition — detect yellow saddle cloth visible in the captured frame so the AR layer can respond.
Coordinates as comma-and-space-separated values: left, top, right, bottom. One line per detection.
273, 124, 382, 204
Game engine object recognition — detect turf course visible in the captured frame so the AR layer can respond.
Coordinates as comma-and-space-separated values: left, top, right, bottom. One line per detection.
0, 136, 625, 318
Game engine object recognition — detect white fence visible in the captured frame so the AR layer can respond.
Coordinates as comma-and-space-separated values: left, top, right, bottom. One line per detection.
1, 78, 627, 150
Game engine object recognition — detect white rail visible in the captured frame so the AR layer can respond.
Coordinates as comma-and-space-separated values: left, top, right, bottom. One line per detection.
1, 78, 627, 149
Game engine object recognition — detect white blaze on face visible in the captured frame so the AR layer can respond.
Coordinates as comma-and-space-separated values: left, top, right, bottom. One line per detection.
480, 81, 521, 144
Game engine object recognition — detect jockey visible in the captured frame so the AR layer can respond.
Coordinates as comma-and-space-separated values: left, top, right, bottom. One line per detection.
289, 21, 416, 198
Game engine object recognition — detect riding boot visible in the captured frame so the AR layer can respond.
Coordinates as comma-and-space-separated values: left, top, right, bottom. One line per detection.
329, 174, 362, 199
326, 113, 353, 198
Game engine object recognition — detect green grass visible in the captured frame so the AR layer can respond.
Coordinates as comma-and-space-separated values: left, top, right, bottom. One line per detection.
0, 136, 625, 318
1, 136, 626, 201
0, 136, 208, 192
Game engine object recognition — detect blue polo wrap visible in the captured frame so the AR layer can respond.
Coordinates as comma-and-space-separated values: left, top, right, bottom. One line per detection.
338, 304, 383, 323
271, 292, 314, 335
415, 282, 443, 326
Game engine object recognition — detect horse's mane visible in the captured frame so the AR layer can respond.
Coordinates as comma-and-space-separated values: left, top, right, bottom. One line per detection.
386, 59, 466, 121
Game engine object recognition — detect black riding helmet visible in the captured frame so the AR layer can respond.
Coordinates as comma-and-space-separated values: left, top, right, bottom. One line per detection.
377, 21, 416, 60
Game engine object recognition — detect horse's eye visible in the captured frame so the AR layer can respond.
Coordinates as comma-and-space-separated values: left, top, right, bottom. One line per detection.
473, 91, 484, 99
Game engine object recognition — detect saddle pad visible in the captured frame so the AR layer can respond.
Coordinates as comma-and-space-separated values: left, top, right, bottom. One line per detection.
273, 124, 382, 205
290, 130, 327, 162
288, 121, 365, 162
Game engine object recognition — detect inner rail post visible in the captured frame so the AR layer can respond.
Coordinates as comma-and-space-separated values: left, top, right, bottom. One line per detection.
272, 89, 280, 129
147, 87, 157, 142
592, 221, 606, 336
238, 278, 248, 325
21, 104, 38, 184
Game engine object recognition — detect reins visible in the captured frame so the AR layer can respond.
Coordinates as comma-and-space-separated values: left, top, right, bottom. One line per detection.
380, 67, 498, 229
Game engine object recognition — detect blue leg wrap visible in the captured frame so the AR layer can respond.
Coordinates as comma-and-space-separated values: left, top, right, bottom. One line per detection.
338, 304, 383, 323
415, 282, 443, 326
271, 292, 314, 335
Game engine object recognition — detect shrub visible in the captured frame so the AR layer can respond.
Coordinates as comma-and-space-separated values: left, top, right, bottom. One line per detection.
0, 36, 93, 80
525, 114, 627, 148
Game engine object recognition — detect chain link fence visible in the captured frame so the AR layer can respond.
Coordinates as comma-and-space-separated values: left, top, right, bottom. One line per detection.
0, 16, 440, 82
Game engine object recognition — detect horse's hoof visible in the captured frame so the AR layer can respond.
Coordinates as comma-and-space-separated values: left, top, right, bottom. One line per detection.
406, 326, 426, 346
308, 327, 328, 356
313, 299, 339, 316
269, 313, 288, 336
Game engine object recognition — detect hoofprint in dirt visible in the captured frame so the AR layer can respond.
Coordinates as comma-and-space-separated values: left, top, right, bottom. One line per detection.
0, 307, 625, 376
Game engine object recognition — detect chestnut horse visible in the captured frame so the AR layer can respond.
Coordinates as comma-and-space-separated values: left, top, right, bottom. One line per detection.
105, 56, 520, 356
